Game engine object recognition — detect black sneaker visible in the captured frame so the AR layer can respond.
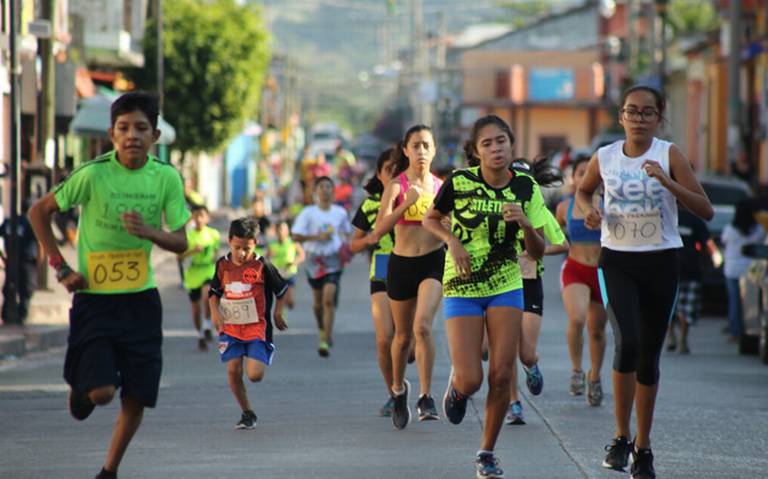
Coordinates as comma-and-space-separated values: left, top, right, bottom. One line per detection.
68, 389, 95, 421
391, 379, 411, 430
94, 468, 117, 479
235, 410, 257, 430
204, 329, 213, 341
443, 369, 468, 425
475, 452, 504, 478
630, 447, 656, 479
379, 396, 395, 417
416, 394, 439, 421
602, 436, 632, 471
197, 338, 208, 351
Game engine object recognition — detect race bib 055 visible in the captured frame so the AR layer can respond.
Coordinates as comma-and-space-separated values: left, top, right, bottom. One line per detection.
404, 194, 433, 222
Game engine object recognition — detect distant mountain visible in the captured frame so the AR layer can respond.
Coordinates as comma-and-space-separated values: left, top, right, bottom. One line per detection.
255, 0, 582, 129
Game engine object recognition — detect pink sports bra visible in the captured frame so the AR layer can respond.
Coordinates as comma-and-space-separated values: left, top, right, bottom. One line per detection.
395, 172, 443, 226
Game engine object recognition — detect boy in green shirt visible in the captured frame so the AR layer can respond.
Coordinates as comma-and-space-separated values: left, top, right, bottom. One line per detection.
28, 92, 190, 479
178, 204, 220, 350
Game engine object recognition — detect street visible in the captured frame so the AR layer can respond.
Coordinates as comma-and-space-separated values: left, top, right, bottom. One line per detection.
1, 249, 767, 479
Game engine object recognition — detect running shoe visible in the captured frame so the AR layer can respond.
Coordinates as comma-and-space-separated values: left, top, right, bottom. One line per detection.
204, 329, 213, 341
504, 400, 525, 425
475, 452, 504, 479
666, 329, 677, 351
68, 389, 95, 421
197, 338, 208, 351
569, 370, 585, 396
481, 349, 489, 362
235, 410, 257, 430
318, 340, 330, 358
602, 436, 632, 471
416, 394, 439, 421
379, 396, 395, 417
523, 362, 543, 395
94, 468, 117, 479
679, 339, 690, 355
630, 447, 656, 479
407, 350, 416, 364
443, 370, 468, 425
586, 374, 603, 407
391, 379, 411, 430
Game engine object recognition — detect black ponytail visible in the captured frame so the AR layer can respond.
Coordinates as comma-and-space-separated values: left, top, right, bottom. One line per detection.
363, 148, 394, 196
512, 155, 563, 187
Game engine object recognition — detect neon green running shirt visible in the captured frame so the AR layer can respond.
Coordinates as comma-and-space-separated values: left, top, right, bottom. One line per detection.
351, 194, 395, 281
184, 226, 220, 290
54, 150, 191, 294
268, 238, 300, 278
433, 166, 548, 297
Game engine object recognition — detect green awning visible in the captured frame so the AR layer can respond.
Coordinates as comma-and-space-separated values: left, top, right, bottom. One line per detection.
68, 92, 176, 145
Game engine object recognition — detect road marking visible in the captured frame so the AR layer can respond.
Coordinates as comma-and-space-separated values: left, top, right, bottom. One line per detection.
0, 382, 170, 393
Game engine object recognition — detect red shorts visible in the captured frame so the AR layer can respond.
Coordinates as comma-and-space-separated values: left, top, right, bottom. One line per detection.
560, 257, 602, 304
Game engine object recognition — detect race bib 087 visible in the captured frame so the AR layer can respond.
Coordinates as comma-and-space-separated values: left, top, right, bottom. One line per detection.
606, 210, 662, 247
86, 249, 148, 292
220, 297, 259, 325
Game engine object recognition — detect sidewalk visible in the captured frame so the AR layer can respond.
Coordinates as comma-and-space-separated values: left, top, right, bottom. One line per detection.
0, 208, 241, 359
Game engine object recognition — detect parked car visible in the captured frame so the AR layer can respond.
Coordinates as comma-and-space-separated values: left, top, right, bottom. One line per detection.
699, 176, 753, 314
739, 243, 768, 363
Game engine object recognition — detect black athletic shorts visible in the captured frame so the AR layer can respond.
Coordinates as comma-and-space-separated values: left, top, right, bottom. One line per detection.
63, 289, 163, 408
370, 280, 387, 295
386, 248, 445, 301
307, 271, 342, 305
523, 278, 543, 315
187, 281, 211, 302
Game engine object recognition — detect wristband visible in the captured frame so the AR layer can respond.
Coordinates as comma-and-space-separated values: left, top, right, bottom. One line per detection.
55, 263, 74, 281
49, 254, 64, 271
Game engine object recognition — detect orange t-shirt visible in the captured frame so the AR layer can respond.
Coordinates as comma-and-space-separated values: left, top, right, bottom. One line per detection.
209, 254, 287, 342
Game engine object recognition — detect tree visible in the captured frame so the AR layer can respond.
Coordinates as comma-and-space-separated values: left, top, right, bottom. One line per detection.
667, 0, 720, 38
498, 0, 553, 29
131, 0, 271, 155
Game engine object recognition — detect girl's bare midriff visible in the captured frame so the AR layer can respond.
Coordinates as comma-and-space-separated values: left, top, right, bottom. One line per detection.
568, 242, 601, 266
393, 223, 443, 257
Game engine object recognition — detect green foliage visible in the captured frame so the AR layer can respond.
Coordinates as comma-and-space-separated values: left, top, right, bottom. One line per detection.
498, 0, 553, 28
667, 0, 720, 37
131, 0, 271, 154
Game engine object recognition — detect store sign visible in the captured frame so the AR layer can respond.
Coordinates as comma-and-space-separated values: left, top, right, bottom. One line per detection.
528, 68, 574, 101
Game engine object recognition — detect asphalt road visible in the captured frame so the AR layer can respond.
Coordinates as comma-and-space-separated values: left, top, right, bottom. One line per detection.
1, 245, 767, 479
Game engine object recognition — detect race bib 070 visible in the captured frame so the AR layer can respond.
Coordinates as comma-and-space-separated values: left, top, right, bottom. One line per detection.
220, 297, 259, 325
86, 249, 148, 292
606, 210, 663, 247
404, 194, 433, 222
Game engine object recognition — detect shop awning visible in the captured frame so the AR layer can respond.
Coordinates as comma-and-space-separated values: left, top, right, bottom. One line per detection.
68, 92, 176, 145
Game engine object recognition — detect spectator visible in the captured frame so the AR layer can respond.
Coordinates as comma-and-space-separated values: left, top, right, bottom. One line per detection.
1, 200, 40, 325
721, 199, 765, 342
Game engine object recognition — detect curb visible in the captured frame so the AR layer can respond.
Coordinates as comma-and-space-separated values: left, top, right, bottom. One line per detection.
0, 325, 68, 359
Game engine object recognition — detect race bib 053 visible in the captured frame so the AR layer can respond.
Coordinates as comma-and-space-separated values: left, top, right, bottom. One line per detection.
86, 249, 148, 292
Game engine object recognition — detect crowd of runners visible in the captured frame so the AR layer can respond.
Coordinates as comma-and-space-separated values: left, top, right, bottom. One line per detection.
26, 85, 714, 479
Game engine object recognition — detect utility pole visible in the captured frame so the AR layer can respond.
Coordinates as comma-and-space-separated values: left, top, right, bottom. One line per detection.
627, 0, 638, 78
6, 0, 22, 324
157, 0, 164, 114
411, 0, 424, 124
727, 0, 743, 166
655, 0, 668, 95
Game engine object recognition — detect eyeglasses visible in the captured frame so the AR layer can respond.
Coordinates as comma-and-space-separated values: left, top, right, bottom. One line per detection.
620, 108, 659, 122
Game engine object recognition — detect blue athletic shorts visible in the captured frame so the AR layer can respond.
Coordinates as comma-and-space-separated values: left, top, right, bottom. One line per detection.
443, 289, 525, 319
218, 333, 275, 365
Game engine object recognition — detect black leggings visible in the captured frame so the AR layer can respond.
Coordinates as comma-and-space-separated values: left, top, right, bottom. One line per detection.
598, 248, 679, 386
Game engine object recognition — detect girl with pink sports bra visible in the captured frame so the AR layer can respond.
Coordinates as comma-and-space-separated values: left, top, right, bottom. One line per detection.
374, 124, 445, 429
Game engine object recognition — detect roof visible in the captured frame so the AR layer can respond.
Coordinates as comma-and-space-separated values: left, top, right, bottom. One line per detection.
68, 92, 176, 145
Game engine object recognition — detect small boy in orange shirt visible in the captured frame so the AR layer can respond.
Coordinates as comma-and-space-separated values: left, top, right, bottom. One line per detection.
209, 217, 287, 429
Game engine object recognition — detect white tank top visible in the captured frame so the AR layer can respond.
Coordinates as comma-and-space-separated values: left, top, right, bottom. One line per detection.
597, 137, 682, 252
